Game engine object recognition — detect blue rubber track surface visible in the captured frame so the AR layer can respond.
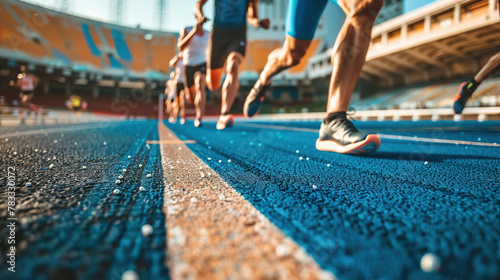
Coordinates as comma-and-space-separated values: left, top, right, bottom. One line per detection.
166, 119, 500, 280
0, 121, 169, 280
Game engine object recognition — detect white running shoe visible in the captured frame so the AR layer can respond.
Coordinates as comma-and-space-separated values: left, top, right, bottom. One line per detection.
216, 114, 234, 130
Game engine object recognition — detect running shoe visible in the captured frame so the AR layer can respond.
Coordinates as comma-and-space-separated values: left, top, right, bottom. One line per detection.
168, 116, 176, 124
316, 112, 380, 155
453, 82, 472, 114
194, 118, 202, 127
180, 118, 186, 125
216, 114, 234, 130
243, 79, 270, 117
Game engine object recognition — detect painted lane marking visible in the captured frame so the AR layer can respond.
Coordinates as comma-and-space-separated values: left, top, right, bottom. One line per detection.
147, 140, 196, 145
158, 121, 336, 280
240, 123, 320, 133
146, 140, 196, 145
377, 134, 499, 147
238, 123, 500, 147
0, 122, 121, 138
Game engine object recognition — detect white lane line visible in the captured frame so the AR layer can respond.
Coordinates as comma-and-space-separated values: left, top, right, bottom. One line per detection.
146, 140, 196, 145
240, 123, 320, 133
0, 122, 122, 138
158, 122, 336, 280
377, 134, 499, 147
238, 123, 500, 147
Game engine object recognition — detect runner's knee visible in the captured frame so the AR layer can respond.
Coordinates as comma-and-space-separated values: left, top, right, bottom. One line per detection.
226, 55, 242, 75
352, 0, 384, 20
281, 47, 307, 68
489, 52, 500, 65
195, 74, 205, 90
207, 72, 221, 91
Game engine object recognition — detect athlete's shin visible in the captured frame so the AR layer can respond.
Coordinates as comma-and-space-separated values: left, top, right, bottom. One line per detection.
327, 4, 381, 114
260, 37, 310, 85
179, 91, 186, 119
475, 52, 500, 83
207, 68, 222, 91
221, 53, 241, 115
194, 73, 206, 119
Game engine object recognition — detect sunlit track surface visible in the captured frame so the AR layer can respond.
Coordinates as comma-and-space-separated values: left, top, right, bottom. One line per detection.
166, 119, 500, 279
0, 121, 169, 280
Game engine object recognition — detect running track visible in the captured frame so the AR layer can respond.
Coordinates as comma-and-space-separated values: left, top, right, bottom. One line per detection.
0, 119, 499, 279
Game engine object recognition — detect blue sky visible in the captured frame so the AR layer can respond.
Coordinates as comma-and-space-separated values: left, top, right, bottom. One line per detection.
23, 0, 213, 32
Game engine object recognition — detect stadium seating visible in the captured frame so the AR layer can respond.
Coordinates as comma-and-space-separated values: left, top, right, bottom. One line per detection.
77, 23, 106, 69
148, 35, 176, 74
0, 0, 326, 81
121, 33, 149, 72
0, 2, 52, 60
288, 39, 321, 75
241, 40, 282, 72
352, 76, 500, 110
0, 0, 178, 78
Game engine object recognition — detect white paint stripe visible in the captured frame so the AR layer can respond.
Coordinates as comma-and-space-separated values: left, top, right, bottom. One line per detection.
238, 123, 500, 147
146, 140, 196, 145
158, 122, 336, 280
378, 134, 500, 147
0, 122, 121, 138
240, 123, 320, 133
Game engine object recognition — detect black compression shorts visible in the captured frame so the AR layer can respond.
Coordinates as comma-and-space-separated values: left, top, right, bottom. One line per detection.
185, 63, 207, 88
176, 82, 184, 97
208, 26, 246, 70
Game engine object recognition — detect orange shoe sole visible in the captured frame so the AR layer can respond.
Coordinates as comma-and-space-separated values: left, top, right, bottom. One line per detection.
315, 134, 381, 155
216, 116, 234, 130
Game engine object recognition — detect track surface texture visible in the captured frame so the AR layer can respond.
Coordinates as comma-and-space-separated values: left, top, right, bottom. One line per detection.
166, 119, 500, 280
0, 119, 499, 280
0, 121, 169, 280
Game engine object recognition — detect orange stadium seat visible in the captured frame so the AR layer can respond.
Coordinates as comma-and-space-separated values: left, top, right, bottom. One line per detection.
100, 27, 151, 72
148, 36, 176, 73
1, 0, 180, 76
0, 2, 51, 60
288, 39, 321, 74
241, 40, 282, 72
61, 21, 104, 69
124, 33, 149, 72
99, 26, 123, 69
100, 27, 117, 54
9, 5, 75, 64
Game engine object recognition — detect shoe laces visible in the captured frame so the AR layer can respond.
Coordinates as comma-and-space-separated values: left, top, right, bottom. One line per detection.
346, 107, 357, 120
250, 80, 269, 99
332, 108, 358, 132
339, 117, 358, 132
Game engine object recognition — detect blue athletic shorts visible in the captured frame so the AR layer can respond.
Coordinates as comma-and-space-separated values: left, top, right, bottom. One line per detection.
286, 0, 339, 40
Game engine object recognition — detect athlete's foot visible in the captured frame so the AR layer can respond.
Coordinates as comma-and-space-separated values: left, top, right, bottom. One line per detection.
243, 79, 270, 117
216, 114, 234, 130
180, 118, 186, 125
194, 118, 202, 127
315, 112, 380, 155
168, 116, 176, 124
453, 82, 473, 114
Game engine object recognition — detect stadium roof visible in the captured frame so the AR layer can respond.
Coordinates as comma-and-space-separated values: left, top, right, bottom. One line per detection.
309, 0, 500, 89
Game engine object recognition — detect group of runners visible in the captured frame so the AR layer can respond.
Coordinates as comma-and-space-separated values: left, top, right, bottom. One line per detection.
162, 0, 500, 155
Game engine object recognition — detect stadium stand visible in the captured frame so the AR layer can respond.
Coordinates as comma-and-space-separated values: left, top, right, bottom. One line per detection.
308, 0, 500, 110
241, 40, 282, 73
351, 76, 500, 111
0, 2, 52, 60
0, 0, 182, 117
0, 0, 178, 78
